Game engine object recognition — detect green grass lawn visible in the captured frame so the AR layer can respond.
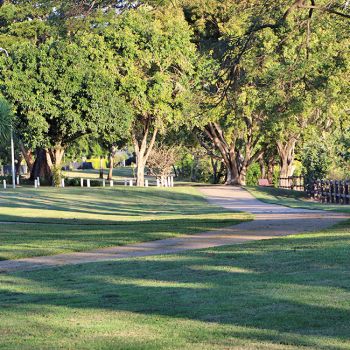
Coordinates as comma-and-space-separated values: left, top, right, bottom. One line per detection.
1, 220, 350, 349
246, 186, 350, 213
0, 187, 250, 260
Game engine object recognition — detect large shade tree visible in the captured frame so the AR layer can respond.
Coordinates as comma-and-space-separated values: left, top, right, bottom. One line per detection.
0, 35, 130, 183
99, 5, 197, 186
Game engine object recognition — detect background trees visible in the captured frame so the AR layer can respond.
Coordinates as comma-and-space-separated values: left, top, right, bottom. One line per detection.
99, 5, 197, 186
0, 0, 349, 185
0, 36, 130, 183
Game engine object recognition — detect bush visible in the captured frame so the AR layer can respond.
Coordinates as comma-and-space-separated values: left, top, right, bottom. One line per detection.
301, 141, 331, 181
246, 163, 261, 186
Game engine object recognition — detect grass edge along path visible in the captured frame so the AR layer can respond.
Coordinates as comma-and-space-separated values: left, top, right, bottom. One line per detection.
245, 186, 350, 213
0, 219, 349, 349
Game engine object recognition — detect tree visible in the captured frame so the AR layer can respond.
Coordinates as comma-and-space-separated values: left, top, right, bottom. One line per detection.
147, 145, 178, 179
0, 35, 129, 184
100, 5, 197, 186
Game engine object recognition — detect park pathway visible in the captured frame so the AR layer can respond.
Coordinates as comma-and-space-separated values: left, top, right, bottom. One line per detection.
0, 186, 347, 273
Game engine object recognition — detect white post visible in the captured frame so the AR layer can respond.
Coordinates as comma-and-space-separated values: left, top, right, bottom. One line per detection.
37, 177, 40, 187
157, 178, 160, 187
87, 179, 90, 188
103, 179, 106, 187
124, 179, 127, 186
145, 179, 149, 187
3, 180, 6, 189
129, 179, 133, 187
16, 175, 20, 185
80, 178, 84, 187
171, 176, 174, 187
34, 179, 38, 188
61, 178, 65, 188
110, 180, 114, 187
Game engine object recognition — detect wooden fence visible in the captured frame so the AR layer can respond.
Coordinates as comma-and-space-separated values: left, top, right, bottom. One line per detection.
306, 180, 350, 204
278, 176, 304, 191
277, 177, 350, 205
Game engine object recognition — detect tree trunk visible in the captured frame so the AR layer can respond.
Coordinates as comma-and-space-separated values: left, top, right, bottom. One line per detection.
211, 158, 218, 184
19, 141, 34, 174
204, 123, 241, 185
108, 155, 113, 180
132, 121, 158, 187
107, 145, 117, 180
225, 159, 241, 185
136, 159, 145, 186
239, 164, 247, 186
30, 146, 65, 184
259, 158, 266, 179
30, 149, 52, 181
15, 153, 23, 176
277, 139, 297, 187
267, 157, 275, 184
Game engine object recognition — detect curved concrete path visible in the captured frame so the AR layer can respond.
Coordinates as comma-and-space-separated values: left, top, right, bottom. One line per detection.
0, 186, 347, 273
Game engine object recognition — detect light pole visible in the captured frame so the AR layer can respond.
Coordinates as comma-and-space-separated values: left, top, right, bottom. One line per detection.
0, 47, 16, 189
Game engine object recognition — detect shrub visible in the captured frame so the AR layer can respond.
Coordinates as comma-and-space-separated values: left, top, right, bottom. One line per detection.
246, 163, 261, 186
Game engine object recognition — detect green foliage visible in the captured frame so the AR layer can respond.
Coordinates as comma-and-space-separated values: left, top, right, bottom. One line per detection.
246, 163, 261, 186
101, 5, 197, 132
301, 141, 331, 181
51, 165, 62, 187
0, 35, 131, 154
0, 97, 12, 141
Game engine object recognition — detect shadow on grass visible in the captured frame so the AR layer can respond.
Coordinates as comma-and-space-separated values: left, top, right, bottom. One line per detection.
1, 228, 350, 348
0, 187, 224, 223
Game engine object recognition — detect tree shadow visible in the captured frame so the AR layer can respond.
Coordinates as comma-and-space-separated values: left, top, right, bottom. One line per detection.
1, 231, 350, 348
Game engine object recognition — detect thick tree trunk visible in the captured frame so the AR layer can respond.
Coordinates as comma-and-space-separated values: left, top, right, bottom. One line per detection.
204, 123, 241, 185
277, 139, 297, 187
239, 165, 247, 186
136, 159, 146, 186
225, 160, 241, 185
203, 121, 263, 187
30, 149, 52, 181
30, 146, 65, 185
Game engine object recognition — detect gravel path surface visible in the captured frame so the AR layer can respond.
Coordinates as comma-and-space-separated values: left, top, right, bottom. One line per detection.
0, 186, 347, 273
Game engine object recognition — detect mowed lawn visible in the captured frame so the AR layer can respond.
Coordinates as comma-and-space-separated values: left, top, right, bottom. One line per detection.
246, 186, 350, 213
0, 220, 350, 349
0, 187, 250, 260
